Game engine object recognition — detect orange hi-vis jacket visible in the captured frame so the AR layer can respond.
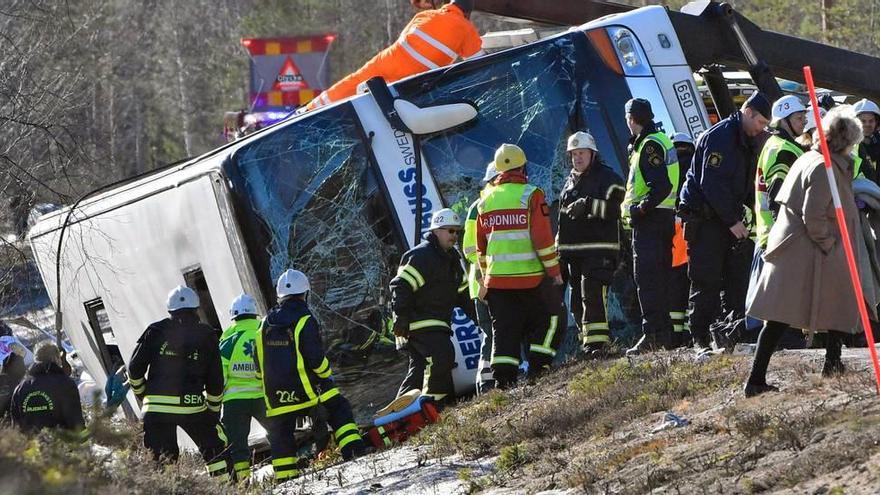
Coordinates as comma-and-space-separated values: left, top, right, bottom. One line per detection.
306, 4, 482, 110
476, 170, 561, 290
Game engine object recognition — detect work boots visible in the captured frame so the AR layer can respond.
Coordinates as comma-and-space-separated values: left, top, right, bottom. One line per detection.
582, 342, 611, 360
625, 331, 673, 356
822, 331, 846, 377
743, 381, 779, 398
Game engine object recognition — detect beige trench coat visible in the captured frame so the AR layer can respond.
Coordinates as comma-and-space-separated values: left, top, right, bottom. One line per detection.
747, 150, 861, 333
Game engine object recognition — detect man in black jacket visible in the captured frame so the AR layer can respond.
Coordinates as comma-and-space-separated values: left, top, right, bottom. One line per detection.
10, 343, 86, 440
128, 285, 231, 480
557, 131, 624, 358
0, 352, 26, 422
391, 208, 474, 405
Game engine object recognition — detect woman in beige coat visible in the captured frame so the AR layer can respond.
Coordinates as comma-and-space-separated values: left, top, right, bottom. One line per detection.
745, 105, 864, 398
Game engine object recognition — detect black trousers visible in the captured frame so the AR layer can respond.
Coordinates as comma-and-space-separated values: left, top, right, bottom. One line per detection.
688, 219, 748, 346
486, 279, 564, 387
565, 256, 614, 346
143, 412, 231, 478
221, 398, 268, 478
474, 298, 495, 393
669, 263, 691, 344
632, 210, 675, 338
319, 391, 364, 460
265, 412, 305, 482
397, 329, 456, 402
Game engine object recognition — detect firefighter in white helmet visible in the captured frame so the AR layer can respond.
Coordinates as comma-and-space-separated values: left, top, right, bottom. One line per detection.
218, 293, 268, 482
389, 208, 475, 404
853, 98, 880, 180
556, 131, 624, 358
254, 269, 366, 482
754, 95, 808, 254
128, 285, 232, 480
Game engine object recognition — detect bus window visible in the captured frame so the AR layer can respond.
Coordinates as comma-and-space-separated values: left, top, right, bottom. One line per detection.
83, 298, 124, 374
183, 266, 222, 332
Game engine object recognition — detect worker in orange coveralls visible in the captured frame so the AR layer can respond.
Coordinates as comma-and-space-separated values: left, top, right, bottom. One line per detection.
305, 0, 482, 110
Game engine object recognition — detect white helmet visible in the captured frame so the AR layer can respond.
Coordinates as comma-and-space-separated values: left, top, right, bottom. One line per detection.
166, 285, 199, 312
481, 162, 499, 184
429, 208, 462, 230
853, 98, 880, 118
229, 293, 258, 318
670, 132, 694, 145
567, 131, 598, 152
804, 106, 827, 133
771, 95, 807, 124
276, 269, 310, 298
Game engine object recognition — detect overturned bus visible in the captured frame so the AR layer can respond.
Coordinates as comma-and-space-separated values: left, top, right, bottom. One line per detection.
31, 0, 879, 426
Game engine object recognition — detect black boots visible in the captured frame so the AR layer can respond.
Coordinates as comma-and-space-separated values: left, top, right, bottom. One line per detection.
822, 331, 846, 377
743, 382, 779, 398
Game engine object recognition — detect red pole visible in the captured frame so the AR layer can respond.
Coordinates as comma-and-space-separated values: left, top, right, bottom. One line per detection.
803, 66, 880, 394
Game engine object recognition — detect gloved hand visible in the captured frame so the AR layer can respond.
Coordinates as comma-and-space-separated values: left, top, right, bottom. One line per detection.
392, 317, 410, 338
628, 204, 647, 223
566, 198, 589, 219
856, 197, 867, 210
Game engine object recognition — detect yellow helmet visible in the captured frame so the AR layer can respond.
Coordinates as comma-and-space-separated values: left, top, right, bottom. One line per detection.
493, 143, 527, 172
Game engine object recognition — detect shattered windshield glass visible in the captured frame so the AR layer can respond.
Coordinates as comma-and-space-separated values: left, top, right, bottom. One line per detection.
396, 32, 633, 213
228, 105, 405, 417
396, 32, 641, 344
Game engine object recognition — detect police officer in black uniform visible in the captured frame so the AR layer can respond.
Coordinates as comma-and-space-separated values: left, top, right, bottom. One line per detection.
678, 92, 772, 356
391, 208, 475, 404
255, 269, 365, 482
622, 98, 679, 355
10, 343, 86, 439
557, 131, 624, 357
128, 285, 231, 480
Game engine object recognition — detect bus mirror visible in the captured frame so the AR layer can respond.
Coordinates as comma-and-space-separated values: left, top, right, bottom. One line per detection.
393, 99, 478, 135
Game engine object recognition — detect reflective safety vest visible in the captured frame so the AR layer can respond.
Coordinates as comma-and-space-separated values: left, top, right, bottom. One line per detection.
854, 143, 867, 179
255, 315, 337, 417
463, 186, 494, 299
621, 132, 679, 226
219, 318, 264, 402
478, 183, 550, 279
755, 135, 804, 248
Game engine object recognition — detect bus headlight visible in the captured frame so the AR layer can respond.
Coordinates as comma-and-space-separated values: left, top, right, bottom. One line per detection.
607, 27, 652, 77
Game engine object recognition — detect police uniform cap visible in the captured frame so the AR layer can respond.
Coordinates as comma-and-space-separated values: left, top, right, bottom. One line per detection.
745, 92, 772, 120
625, 98, 654, 121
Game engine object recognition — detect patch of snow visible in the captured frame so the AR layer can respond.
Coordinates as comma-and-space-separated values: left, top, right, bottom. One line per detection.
274, 445, 495, 495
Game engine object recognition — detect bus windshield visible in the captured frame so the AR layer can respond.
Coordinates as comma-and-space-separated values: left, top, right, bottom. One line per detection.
395, 30, 634, 211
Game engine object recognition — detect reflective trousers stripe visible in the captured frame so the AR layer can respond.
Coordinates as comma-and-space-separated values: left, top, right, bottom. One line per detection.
206, 459, 228, 475
529, 344, 556, 357
409, 319, 450, 331
557, 242, 620, 251
491, 356, 520, 366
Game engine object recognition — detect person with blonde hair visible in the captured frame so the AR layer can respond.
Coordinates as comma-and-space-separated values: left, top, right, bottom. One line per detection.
745, 105, 865, 397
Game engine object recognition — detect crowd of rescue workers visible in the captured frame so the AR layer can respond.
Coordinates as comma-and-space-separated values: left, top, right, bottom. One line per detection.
4, 87, 880, 483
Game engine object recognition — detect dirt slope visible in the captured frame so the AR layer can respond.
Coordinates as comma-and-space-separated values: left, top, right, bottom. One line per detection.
284, 348, 880, 494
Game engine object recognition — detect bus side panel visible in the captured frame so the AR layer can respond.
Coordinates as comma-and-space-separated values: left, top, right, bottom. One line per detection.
29, 175, 250, 395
